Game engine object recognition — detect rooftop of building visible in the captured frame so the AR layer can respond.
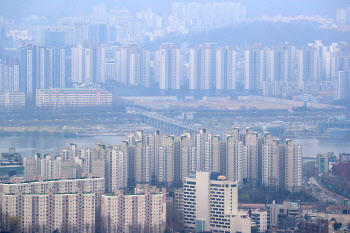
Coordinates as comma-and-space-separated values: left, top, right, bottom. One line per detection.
0, 177, 104, 185
36, 88, 111, 93
239, 203, 266, 210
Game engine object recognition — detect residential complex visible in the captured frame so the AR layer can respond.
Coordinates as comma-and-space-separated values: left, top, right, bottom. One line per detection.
1, 40, 349, 103
22, 128, 302, 192
101, 184, 166, 233
2, 190, 95, 233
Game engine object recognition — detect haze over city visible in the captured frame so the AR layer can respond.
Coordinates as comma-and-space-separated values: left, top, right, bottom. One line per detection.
0, 0, 349, 233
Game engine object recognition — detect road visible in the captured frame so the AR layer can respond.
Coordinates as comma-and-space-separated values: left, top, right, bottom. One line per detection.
308, 177, 347, 205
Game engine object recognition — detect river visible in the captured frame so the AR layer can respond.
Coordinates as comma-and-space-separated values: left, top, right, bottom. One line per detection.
0, 135, 349, 158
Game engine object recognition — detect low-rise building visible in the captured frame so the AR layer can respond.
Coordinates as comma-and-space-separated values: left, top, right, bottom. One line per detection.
36, 88, 112, 109
251, 210, 268, 233
299, 219, 328, 233
266, 201, 300, 229
332, 162, 350, 180
0, 91, 25, 109
326, 205, 350, 214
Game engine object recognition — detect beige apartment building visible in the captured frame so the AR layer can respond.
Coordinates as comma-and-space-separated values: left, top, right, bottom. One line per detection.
2, 190, 95, 233
101, 184, 166, 233
0, 177, 105, 211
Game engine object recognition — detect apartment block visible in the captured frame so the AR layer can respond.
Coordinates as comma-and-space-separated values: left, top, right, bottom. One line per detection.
101, 184, 166, 233
2, 190, 95, 233
36, 88, 112, 108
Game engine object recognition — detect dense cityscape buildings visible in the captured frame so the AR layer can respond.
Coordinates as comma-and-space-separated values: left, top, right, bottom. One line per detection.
19, 128, 302, 192
0, 40, 349, 105
0, 1, 349, 106
0, 127, 304, 232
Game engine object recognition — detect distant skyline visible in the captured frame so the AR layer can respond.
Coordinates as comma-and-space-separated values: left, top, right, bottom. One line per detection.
0, 0, 349, 22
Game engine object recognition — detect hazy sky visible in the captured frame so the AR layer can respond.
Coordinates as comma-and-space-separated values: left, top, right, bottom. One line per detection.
0, 0, 348, 21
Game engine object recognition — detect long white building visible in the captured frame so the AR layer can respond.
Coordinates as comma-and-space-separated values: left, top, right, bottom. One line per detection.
36, 88, 112, 108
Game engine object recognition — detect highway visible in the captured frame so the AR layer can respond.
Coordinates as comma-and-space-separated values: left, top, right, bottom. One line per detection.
307, 177, 347, 206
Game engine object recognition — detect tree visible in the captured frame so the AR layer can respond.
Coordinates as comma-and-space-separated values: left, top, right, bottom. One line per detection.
7, 216, 20, 233
53, 229, 60, 233
334, 221, 342, 230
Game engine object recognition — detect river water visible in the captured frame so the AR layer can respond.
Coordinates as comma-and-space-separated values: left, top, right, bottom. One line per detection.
0, 135, 349, 158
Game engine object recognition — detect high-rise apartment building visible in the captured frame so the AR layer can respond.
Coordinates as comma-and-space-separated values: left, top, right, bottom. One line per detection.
156, 43, 182, 91
225, 131, 243, 184
71, 43, 95, 83
105, 142, 129, 192
280, 139, 302, 192
262, 133, 280, 187
297, 46, 319, 91
114, 44, 151, 87
19, 45, 39, 100
182, 171, 251, 233
334, 71, 349, 100
189, 44, 235, 91
245, 47, 265, 91
216, 47, 237, 91
171, 2, 246, 30
0, 58, 20, 92
101, 184, 166, 233
2, 190, 95, 233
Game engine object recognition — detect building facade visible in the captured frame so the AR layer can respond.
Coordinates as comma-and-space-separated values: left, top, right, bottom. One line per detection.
182, 171, 251, 233
101, 184, 166, 233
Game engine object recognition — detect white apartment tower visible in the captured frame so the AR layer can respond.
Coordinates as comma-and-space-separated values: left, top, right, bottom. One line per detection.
262, 133, 280, 187
105, 142, 129, 192
216, 47, 236, 90
334, 71, 349, 100
156, 43, 182, 90
182, 171, 250, 233
245, 47, 265, 91
225, 134, 243, 184
280, 139, 302, 192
